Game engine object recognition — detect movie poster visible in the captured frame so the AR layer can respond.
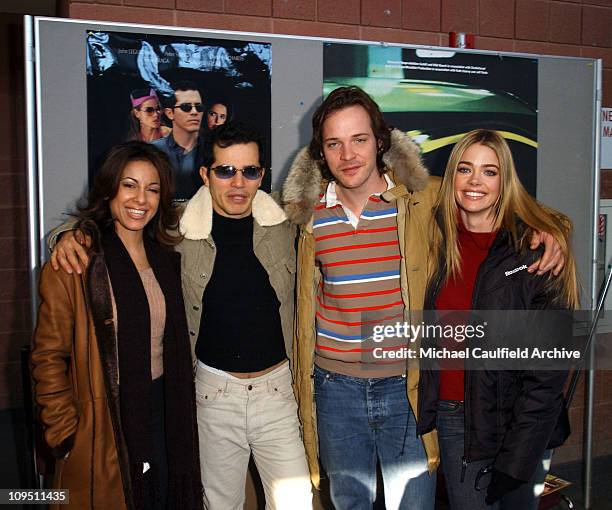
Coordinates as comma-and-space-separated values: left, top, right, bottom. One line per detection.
324, 44, 538, 194
86, 31, 272, 199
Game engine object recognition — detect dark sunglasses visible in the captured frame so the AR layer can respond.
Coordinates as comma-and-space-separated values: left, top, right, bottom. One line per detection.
138, 106, 161, 114
211, 165, 263, 180
173, 102, 205, 113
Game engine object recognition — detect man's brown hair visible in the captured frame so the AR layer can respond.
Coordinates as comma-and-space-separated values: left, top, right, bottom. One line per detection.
309, 86, 391, 180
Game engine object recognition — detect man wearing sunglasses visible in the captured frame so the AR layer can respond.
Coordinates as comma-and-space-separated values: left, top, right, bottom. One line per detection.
178, 121, 312, 509
48, 122, 313, 509
152, 80, 205, 200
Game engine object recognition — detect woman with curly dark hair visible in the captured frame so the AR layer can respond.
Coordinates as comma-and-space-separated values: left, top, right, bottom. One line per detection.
31, 141, 203, 510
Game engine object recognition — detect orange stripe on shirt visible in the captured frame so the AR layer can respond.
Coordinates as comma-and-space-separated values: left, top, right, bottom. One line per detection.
316, 343, 407, 354
315, 202, 343, 211
317, 295, 404, 312
315, 226, 397, 242
316, 310, 404, 326
322, 255, 401, 268
315, 240, 399, 257
320, 286, 402, 299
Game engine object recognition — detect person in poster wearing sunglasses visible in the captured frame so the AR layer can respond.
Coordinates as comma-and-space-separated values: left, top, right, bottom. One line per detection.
152, 81, 205, 200
48, 122, 313, 510
126, 88, 172, 143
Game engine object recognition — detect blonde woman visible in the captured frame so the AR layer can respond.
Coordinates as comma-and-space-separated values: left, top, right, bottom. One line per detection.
418, 129, 577, 509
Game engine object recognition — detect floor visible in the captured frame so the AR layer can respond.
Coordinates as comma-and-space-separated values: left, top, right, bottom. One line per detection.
2, 408, 610, 509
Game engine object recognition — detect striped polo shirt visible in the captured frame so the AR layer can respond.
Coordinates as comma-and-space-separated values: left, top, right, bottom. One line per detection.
314, 176, 407, 378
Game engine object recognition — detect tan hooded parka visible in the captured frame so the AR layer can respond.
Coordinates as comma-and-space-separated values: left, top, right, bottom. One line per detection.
282, 129, 441, 488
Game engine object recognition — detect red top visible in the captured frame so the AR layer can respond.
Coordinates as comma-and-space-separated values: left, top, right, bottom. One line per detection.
435, 221, 497, 401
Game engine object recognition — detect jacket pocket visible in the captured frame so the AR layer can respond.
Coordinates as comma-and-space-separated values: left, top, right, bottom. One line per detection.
268, 257, 296, 301
51, 432, 76, 460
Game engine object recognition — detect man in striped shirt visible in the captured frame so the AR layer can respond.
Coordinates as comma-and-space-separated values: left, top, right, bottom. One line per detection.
284, 86, 440, 510
313, 176, 408, 376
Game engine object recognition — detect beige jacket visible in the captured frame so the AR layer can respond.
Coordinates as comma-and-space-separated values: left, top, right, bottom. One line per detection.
175, 185, 297, 365
282, 129, 441, 488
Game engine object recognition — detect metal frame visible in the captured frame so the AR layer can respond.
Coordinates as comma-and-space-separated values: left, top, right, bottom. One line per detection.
583, 58, 603, 510
25, 15, 603, 503
23, 14, 40, 488
24, 17, 38, 320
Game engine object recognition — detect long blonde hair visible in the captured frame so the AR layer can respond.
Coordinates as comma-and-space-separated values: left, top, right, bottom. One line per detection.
429, 129, 579, 309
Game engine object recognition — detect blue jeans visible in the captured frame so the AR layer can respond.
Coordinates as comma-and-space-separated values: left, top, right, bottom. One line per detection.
314, 365, 436, 510
437, 400, 552, 510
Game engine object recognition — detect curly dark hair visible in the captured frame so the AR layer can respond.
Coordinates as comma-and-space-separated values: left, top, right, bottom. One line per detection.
75, 141, 181, 250
309, 86, 392, 180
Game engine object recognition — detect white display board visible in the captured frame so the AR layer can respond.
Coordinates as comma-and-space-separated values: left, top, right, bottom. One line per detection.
603, 108, 612, 169
27, 17, 602, 311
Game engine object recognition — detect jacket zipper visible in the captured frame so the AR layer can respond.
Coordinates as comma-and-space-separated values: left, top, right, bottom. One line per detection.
461, 365, 473, 483
461, 254, 488, 482
303, 226, 320, 455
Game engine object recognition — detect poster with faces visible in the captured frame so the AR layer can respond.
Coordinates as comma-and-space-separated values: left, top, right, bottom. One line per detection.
86, 31, 272, 199
323, 44, 538, 195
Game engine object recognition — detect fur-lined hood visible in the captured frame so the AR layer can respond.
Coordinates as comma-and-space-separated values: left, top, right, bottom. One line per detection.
179, 185, 287, 240
282, 128, 429, 225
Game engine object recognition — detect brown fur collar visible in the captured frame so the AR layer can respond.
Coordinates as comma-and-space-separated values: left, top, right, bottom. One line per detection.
282, 128, 429, 225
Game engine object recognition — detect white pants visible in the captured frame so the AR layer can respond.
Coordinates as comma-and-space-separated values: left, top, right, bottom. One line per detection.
196, 361, 312, 510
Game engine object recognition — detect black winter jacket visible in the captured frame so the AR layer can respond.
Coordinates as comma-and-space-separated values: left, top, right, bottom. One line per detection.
417, 226, 571, 482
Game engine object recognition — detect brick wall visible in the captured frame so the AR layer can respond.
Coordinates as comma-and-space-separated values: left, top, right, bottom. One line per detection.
0, 14, 29, 410
558, 366, 612, 464
60, 0, 612, 105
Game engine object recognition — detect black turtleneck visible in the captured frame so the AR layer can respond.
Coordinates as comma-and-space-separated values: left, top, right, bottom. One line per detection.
195, 212, 286, 372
